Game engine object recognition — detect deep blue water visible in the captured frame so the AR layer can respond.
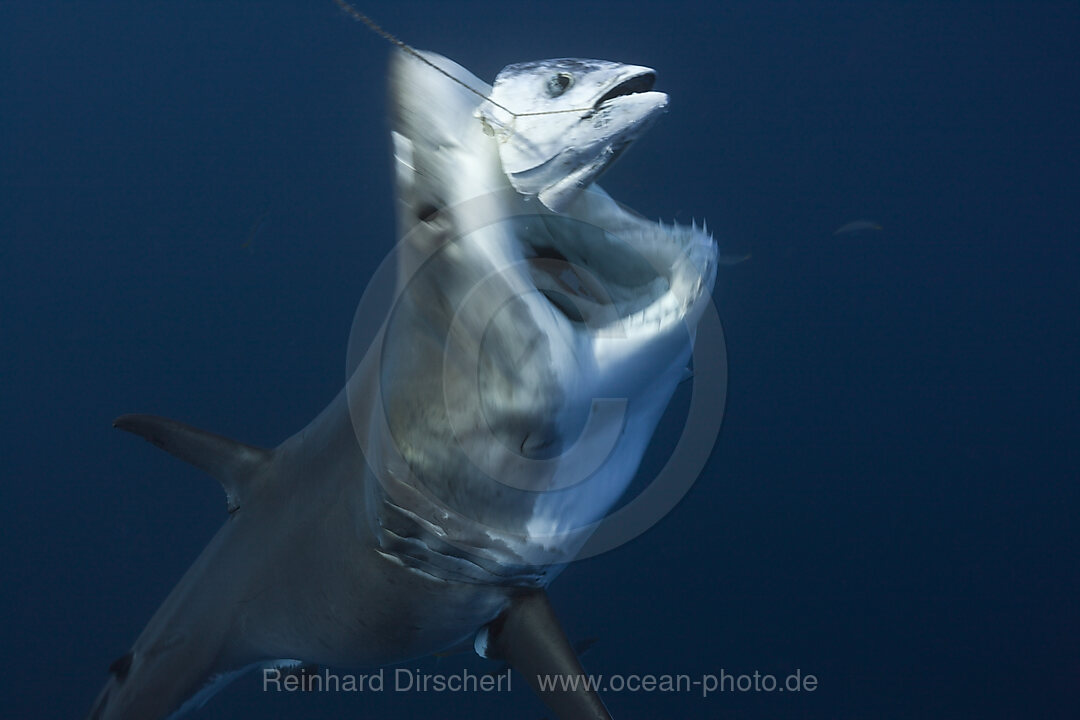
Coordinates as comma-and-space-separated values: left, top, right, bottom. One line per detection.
3, 2, 1078, 718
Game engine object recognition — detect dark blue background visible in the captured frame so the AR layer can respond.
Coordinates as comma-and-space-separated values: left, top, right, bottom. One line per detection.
3, 1, 1077, 718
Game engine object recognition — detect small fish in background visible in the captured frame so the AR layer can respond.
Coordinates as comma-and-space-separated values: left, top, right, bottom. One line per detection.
718, 250, 752, 265
834, 219, 883, 235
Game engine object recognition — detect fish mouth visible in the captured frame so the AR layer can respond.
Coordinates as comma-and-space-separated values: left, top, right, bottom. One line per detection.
593, 71, 657, 110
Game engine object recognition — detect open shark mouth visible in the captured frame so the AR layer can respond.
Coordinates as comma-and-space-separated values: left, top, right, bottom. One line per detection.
522, 191, 716, 338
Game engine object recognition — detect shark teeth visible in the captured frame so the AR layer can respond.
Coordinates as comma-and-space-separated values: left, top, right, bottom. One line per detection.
601, 215, 714, 335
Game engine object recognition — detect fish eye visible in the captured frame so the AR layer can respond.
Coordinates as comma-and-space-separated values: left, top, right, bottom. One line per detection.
546, 72, 573, 97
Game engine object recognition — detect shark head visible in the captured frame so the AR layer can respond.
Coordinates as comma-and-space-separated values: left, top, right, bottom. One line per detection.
478, 58, 669, 212
360, 50, 717, 582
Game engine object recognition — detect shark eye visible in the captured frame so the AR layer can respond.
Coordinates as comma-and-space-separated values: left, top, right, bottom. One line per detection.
546, 72, 573, 97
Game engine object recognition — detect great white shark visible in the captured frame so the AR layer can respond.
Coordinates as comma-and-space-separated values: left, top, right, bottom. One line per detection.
88, 47, 718, 720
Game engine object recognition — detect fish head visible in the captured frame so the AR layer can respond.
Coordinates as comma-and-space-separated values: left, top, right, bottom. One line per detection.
479, 58, 668, 212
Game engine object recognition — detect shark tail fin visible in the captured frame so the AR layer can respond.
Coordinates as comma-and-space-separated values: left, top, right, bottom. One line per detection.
482, 590, 612, 720
113, 414, 271, 513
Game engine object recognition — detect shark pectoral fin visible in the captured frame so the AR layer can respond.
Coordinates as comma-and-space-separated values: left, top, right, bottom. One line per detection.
482, 590, 612, 720
113, 414, 271, 513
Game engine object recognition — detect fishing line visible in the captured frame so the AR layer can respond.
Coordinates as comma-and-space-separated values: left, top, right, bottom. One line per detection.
332, 0, 594, 120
